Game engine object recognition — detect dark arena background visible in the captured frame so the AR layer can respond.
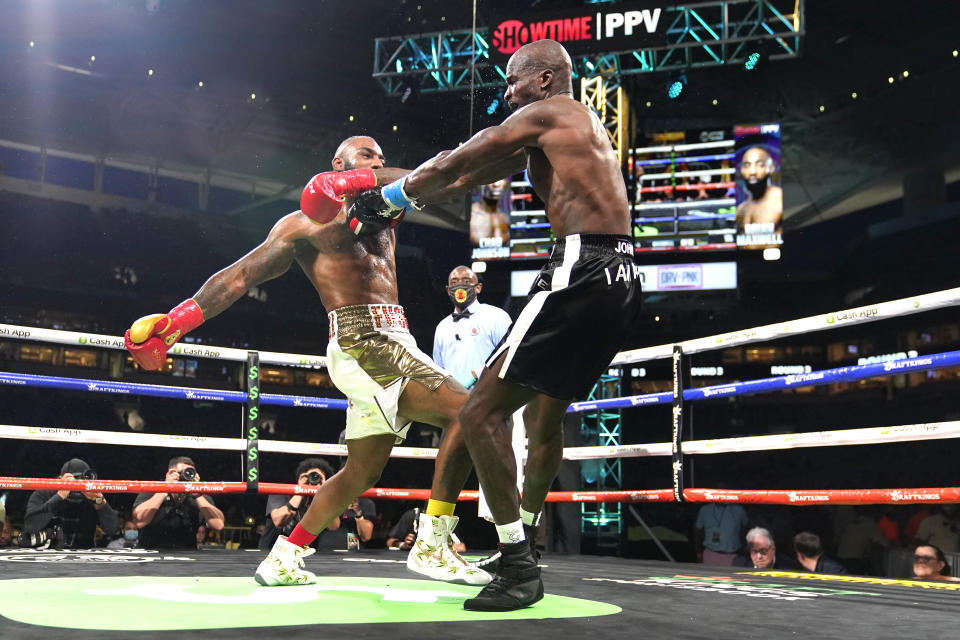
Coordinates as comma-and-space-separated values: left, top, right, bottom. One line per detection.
1, 1, 960, 638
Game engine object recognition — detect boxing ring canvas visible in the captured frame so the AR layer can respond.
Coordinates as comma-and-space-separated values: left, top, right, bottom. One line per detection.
0, 549, 956, 638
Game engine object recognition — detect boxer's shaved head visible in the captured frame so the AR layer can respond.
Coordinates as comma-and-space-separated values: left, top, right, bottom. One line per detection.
333, 136, 384, 171
504, 40, 574, 109
508, 39, 573, 90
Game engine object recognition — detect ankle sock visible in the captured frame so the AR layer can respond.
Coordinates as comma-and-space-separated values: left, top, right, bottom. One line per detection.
286, 523, 318, 548
495, 519, 525, 544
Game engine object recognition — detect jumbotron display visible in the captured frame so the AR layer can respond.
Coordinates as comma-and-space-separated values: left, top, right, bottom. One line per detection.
470, 176, 555, 261
469, 122, 782, 261
632, 123, 783, 253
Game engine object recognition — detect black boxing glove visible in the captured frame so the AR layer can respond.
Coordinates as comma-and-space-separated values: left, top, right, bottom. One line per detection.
346, 189, 407, 236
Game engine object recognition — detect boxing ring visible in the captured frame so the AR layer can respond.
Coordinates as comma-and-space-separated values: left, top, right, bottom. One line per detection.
2, 286, 960, 637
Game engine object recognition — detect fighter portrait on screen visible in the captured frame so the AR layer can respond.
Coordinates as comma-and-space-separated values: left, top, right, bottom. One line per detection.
469, 179, 512, 260
734, 123, 783, 249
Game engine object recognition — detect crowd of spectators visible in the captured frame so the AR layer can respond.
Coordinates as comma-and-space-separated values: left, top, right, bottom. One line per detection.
2, 449, 958, 586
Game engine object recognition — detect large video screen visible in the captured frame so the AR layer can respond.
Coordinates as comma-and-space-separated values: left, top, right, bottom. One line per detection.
733, 123, 783, 249
469, 179, 512, 260
631, 128, 737, 252
470, 122, 782, 261
470, 175, 553, 261
630, 123, 782, 253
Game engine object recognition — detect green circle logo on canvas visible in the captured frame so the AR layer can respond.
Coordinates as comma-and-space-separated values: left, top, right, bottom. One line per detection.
0, 576, 621, 630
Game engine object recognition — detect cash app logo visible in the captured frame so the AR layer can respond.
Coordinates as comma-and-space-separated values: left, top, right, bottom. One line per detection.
0, 576, 619, 629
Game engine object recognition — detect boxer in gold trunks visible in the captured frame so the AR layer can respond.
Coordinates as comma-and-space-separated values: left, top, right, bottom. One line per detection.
123, 136, 489, 586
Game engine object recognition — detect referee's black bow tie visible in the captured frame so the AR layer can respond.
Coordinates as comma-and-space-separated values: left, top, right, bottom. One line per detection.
452, 310, 472, 322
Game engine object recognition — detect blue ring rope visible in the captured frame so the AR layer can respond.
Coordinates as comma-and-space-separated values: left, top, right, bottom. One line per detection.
566, 350, 960, 413
4, 350, 956, 416
0, 372, 348, 410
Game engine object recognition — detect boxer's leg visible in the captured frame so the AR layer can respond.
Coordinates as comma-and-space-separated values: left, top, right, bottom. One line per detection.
255, 434, 394, 586
397, 378, 491, 585
460, 355, 544, 611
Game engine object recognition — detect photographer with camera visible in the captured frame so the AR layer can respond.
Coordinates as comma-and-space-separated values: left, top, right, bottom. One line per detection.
260, 458, 342, 551
133, 456, 224, 549
22, 458, 118, 548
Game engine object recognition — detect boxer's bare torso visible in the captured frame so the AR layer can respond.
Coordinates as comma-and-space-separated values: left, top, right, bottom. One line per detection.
289, 212, 399, 310
397, 43, 630, 240
191, 211, 399, 319
521, 96, 630, 238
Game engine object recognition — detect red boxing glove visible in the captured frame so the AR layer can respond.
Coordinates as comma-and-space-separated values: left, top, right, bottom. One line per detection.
124, 299, 205, 371
300, 169, 377, 225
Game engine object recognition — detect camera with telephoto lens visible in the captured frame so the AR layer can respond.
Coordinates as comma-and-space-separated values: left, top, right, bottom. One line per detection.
178, 467, 198, 482
306, 471, 324, 485
19, 524, 63, 550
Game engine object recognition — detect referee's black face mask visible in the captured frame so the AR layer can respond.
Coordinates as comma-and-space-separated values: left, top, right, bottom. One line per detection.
448, 285, 477, 310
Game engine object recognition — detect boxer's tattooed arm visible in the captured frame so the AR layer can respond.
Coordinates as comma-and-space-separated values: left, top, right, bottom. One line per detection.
191, 214, 301, 319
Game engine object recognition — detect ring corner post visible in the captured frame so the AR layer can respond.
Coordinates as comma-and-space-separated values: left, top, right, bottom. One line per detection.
671, 344, 687, 503
244, 351, 261, 495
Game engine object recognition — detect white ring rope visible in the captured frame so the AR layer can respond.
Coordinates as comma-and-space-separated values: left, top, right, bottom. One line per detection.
3, 287, 959, 369
612, 286, 960, 364
4, 420, 959, 461
0, 424, 437, 459
0, 325, 326, 368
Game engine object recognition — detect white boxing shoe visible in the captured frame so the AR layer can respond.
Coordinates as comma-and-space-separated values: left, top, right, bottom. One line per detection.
254, 535, 317, 586
407, 513, 492, 586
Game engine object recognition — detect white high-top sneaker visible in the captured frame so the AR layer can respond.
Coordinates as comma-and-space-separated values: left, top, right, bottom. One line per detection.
407, 513, 491, 585
254, 535, 317, 586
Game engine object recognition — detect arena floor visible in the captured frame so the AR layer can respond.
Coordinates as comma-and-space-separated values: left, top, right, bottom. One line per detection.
0, 548, 956, 639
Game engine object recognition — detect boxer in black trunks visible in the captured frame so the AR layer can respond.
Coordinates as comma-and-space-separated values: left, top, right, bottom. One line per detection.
348, 38, 643, 610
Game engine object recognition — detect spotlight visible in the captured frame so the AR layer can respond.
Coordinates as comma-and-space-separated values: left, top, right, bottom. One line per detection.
887, 76, 894, 84
398, 78, 420, 105
348, 115, 355, 122
392, 124, 398, 132
711, 98, 718, 106
645, 100, 652, 108
902, 70, 909, 78
486, 98, 499, 115
29, 41, 35, 48
301, 104, 307, 111
742, 41, 768, 73
818, 105, 825, 112
250, 93, 256, 100
666, 74, 687, 100
954, 50, 958, 58
197, 81, 204, 88
90, 55, 96, 62
851, 91, 857, 99
147, 68, 154, 76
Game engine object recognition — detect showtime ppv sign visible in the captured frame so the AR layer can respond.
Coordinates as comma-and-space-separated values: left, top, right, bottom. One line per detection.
487, 2, 666, 59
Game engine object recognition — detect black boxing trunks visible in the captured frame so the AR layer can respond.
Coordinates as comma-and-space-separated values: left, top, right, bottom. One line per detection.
486, 234, 642, 399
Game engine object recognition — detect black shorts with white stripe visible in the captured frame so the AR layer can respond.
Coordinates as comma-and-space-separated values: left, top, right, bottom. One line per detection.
486, 233, 642, 399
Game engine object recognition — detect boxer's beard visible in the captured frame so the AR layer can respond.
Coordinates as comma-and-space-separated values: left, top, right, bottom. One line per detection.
745, 177, 769, 200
